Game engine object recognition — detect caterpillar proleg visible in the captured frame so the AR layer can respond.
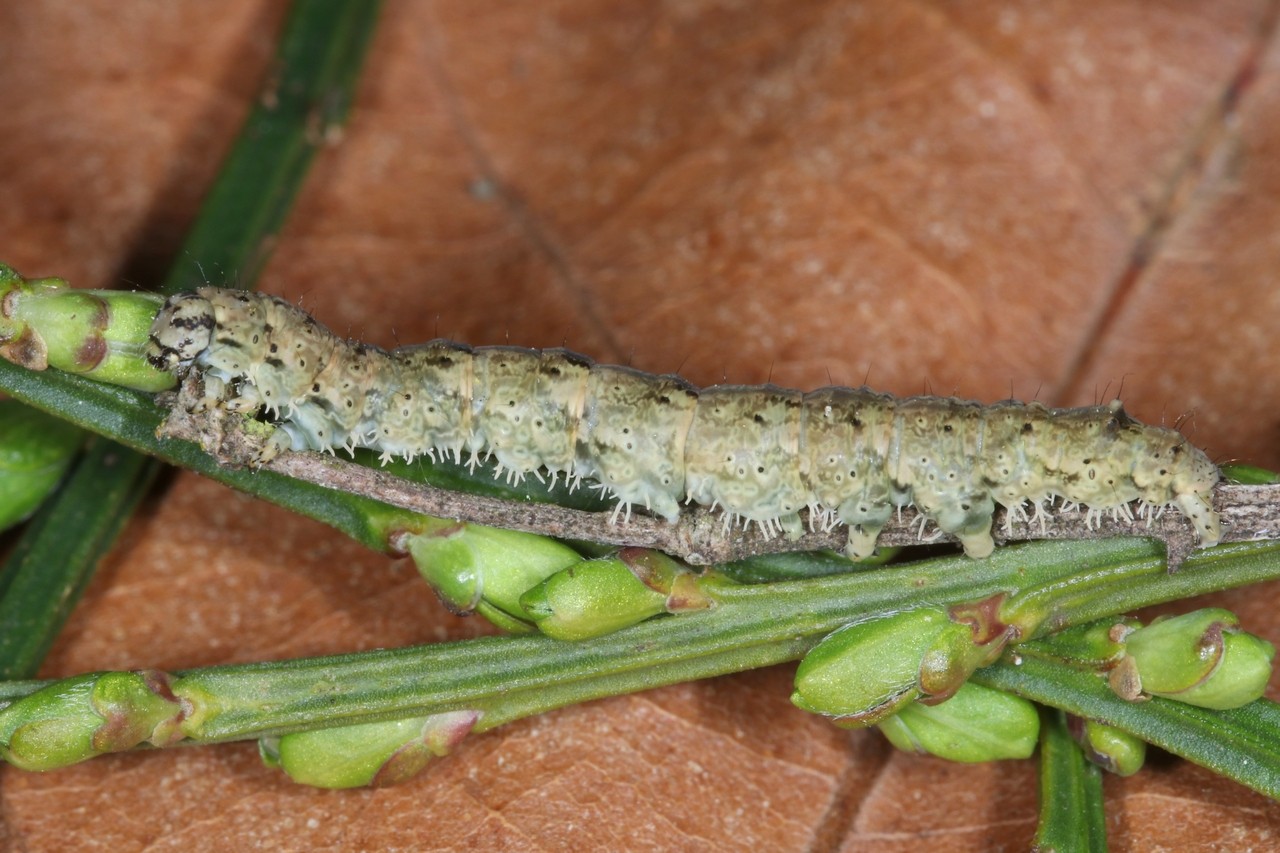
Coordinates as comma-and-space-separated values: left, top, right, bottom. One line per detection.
146, 288, 1222, 560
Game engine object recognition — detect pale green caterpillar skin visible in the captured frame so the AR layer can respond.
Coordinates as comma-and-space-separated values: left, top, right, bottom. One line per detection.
146, 288, 1222, 560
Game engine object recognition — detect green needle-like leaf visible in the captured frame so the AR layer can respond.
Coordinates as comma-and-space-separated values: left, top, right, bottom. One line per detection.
0, 442, 152, 678
156, 0, 382, 295
980, 655, 1280, 800
1034, 708, 1108, 853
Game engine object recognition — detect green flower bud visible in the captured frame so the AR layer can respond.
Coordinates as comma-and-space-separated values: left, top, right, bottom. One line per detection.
876, 682, 1039, 762
21, 290, 105, 370
621, 548, 716, 613
791, 608, 971, 727
520, 549, 712, 641
0, 670, 185, 771
89, 670, 186, 751
918, 595, 1016, 702
405, 523, 582, 632
918, 616, 1006, 703
1119, 608, 1275, 710
1, 274, 66, 370
1177, 629, 1275, 710
0, 400, 83, 531
268, 710, 480, 789
0, 675, 103, 771
1025, 618, 1139, 668
0, 263, 21, 289
0, 272, 171, 391
92, 290, 174, 391
1068, 717, 1146, 777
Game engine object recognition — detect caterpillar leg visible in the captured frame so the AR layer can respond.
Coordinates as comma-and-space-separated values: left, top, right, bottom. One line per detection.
843, 523, 884, 560
1176, 492, 1221, 547
221, 382, 264, 415
954, 528, 995, 559
177, 370, 264, 417
247, 426, 295, 465
179, 374, 225, 414
932, 493, 997, 559
837, 498, 893, 560
778, 512, 804, 540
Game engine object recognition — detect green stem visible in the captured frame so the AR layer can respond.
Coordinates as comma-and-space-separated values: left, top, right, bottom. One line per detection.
1034, 708, 1108, 852
8, 539, 1280, 748
1006, 540, 1280, 638
155, 0, 382, 295
165, 541, 1075, 739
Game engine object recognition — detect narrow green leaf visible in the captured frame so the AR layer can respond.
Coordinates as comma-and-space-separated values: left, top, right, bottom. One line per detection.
0, 442, 152, 678
157, 0, 382, 295
979, 655, 1280, 800
1034, 708, 1108, 853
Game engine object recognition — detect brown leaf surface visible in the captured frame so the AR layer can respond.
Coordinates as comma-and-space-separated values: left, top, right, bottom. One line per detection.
4, 1, 1280, 849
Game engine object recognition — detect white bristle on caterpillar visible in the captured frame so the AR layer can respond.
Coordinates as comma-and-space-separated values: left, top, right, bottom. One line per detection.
146, 288, 1222, 560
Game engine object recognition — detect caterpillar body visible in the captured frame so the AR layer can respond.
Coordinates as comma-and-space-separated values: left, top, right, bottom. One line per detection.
146, 288, 1221, 560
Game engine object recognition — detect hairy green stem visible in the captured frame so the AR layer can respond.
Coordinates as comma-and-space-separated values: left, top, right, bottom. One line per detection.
5, 539, 1280, 761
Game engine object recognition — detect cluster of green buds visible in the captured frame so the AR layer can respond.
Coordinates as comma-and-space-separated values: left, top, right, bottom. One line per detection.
1028, 608, 1276, 712
0, 264, 172, 392
790, 596, 1040, 762
403, 521, 716, 640
1106, 608, 1274, 710
520, 548, 715, 641
0, 400, 83, 531
791, 595, 1017, 727
0, 670, 188, 771
1067, 717, 1146, 777
260, 710, 480, 788
876, 682, 1039, 762
400, 521, 585, 632
795, 599, 1275, 768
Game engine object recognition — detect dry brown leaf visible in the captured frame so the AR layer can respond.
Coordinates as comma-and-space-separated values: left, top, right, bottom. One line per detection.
4, 1, 1280, 849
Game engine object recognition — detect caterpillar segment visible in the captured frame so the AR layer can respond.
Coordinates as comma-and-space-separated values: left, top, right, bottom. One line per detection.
147, 288, 1222, 561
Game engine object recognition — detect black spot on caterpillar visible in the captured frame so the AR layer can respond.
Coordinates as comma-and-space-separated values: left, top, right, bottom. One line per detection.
146, 288, 1221, 560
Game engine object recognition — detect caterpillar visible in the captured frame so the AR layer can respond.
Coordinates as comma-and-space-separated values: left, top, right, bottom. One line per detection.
145, 288, 1222, 561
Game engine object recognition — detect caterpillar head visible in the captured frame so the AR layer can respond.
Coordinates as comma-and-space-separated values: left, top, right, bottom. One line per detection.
1169, 440, 1219, 497
1171, 440, 1221, 547
1132, 427, 1220, 546
146, 292, 215, 373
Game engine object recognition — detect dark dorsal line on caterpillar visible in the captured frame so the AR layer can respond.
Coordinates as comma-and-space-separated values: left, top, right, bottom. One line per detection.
145, 288, 1221, 561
